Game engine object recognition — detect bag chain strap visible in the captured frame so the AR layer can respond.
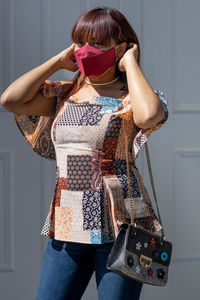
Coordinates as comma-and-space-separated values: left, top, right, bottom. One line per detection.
122, 118, 166, 240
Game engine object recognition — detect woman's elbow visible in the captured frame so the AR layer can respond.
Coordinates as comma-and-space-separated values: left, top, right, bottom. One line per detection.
0, 91, 10, 107
134, 108, 165, 129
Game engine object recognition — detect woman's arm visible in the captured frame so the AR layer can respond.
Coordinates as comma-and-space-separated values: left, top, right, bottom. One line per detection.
0, 43, 77, 106
118, 43, 165, 129
0, 56, 62, 107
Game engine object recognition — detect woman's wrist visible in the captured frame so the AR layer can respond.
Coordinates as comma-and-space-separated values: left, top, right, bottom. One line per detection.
123, 54, 138, 71
53, 48, 71, 70
50, 54, 65, 71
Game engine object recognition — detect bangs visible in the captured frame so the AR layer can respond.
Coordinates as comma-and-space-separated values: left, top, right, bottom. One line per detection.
71, 9, 121, 46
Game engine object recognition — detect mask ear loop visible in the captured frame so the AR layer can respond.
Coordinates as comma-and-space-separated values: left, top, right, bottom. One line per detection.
115, 45, 120, 62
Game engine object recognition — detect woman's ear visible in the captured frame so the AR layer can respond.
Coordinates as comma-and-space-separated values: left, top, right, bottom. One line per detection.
116, 42, 127, 58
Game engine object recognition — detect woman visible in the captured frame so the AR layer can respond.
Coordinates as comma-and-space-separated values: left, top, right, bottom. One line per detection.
1, 6, 168, 300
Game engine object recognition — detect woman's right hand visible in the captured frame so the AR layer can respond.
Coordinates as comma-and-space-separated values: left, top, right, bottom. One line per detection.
56, 43, 79, 72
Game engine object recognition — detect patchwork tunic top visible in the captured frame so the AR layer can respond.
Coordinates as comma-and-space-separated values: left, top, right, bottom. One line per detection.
13, 80, 168, 244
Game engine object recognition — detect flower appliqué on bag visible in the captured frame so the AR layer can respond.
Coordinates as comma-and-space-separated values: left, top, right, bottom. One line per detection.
147, 268, 154, 277
160, 251, 168, 262
127, 255, 134, 267
157, 268, 165, 280
153, 250, 160, 260
136, 265, 140, 274
136, 242, 142, 250
150, 238, 156, 247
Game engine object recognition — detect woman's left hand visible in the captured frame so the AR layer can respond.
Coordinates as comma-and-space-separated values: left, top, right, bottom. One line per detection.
118, 42, 139, 72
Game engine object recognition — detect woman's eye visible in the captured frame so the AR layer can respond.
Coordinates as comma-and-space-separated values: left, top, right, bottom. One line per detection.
94, 42, 103, 46
77, 41, 84, 46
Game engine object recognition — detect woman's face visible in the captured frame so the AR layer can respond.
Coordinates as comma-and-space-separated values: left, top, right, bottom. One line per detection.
73, 36, 127, 80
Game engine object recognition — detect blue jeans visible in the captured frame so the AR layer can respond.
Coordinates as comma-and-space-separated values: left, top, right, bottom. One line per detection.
36, 237, 143, 300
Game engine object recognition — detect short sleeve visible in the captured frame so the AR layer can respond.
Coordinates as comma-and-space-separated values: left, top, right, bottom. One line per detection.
114, 89, 169, 159
13, 80, 63, 162
39, 79, 63, 98
133, 89, 169, 158
153, 90, 168, 127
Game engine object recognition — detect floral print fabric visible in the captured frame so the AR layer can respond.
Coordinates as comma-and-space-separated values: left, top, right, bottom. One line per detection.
13, 80, 168, 244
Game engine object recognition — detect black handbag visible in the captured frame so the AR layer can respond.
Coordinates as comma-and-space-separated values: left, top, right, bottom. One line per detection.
106, 119, 173, 286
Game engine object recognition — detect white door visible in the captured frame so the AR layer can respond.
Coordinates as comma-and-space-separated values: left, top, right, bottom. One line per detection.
138, 1, 200, 299
0, 0, 199, 299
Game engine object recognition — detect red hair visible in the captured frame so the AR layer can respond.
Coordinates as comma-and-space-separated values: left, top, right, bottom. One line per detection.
66, 7, 141, 98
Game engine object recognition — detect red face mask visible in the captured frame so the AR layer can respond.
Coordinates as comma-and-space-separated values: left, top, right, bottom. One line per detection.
74, 44, 118, 77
